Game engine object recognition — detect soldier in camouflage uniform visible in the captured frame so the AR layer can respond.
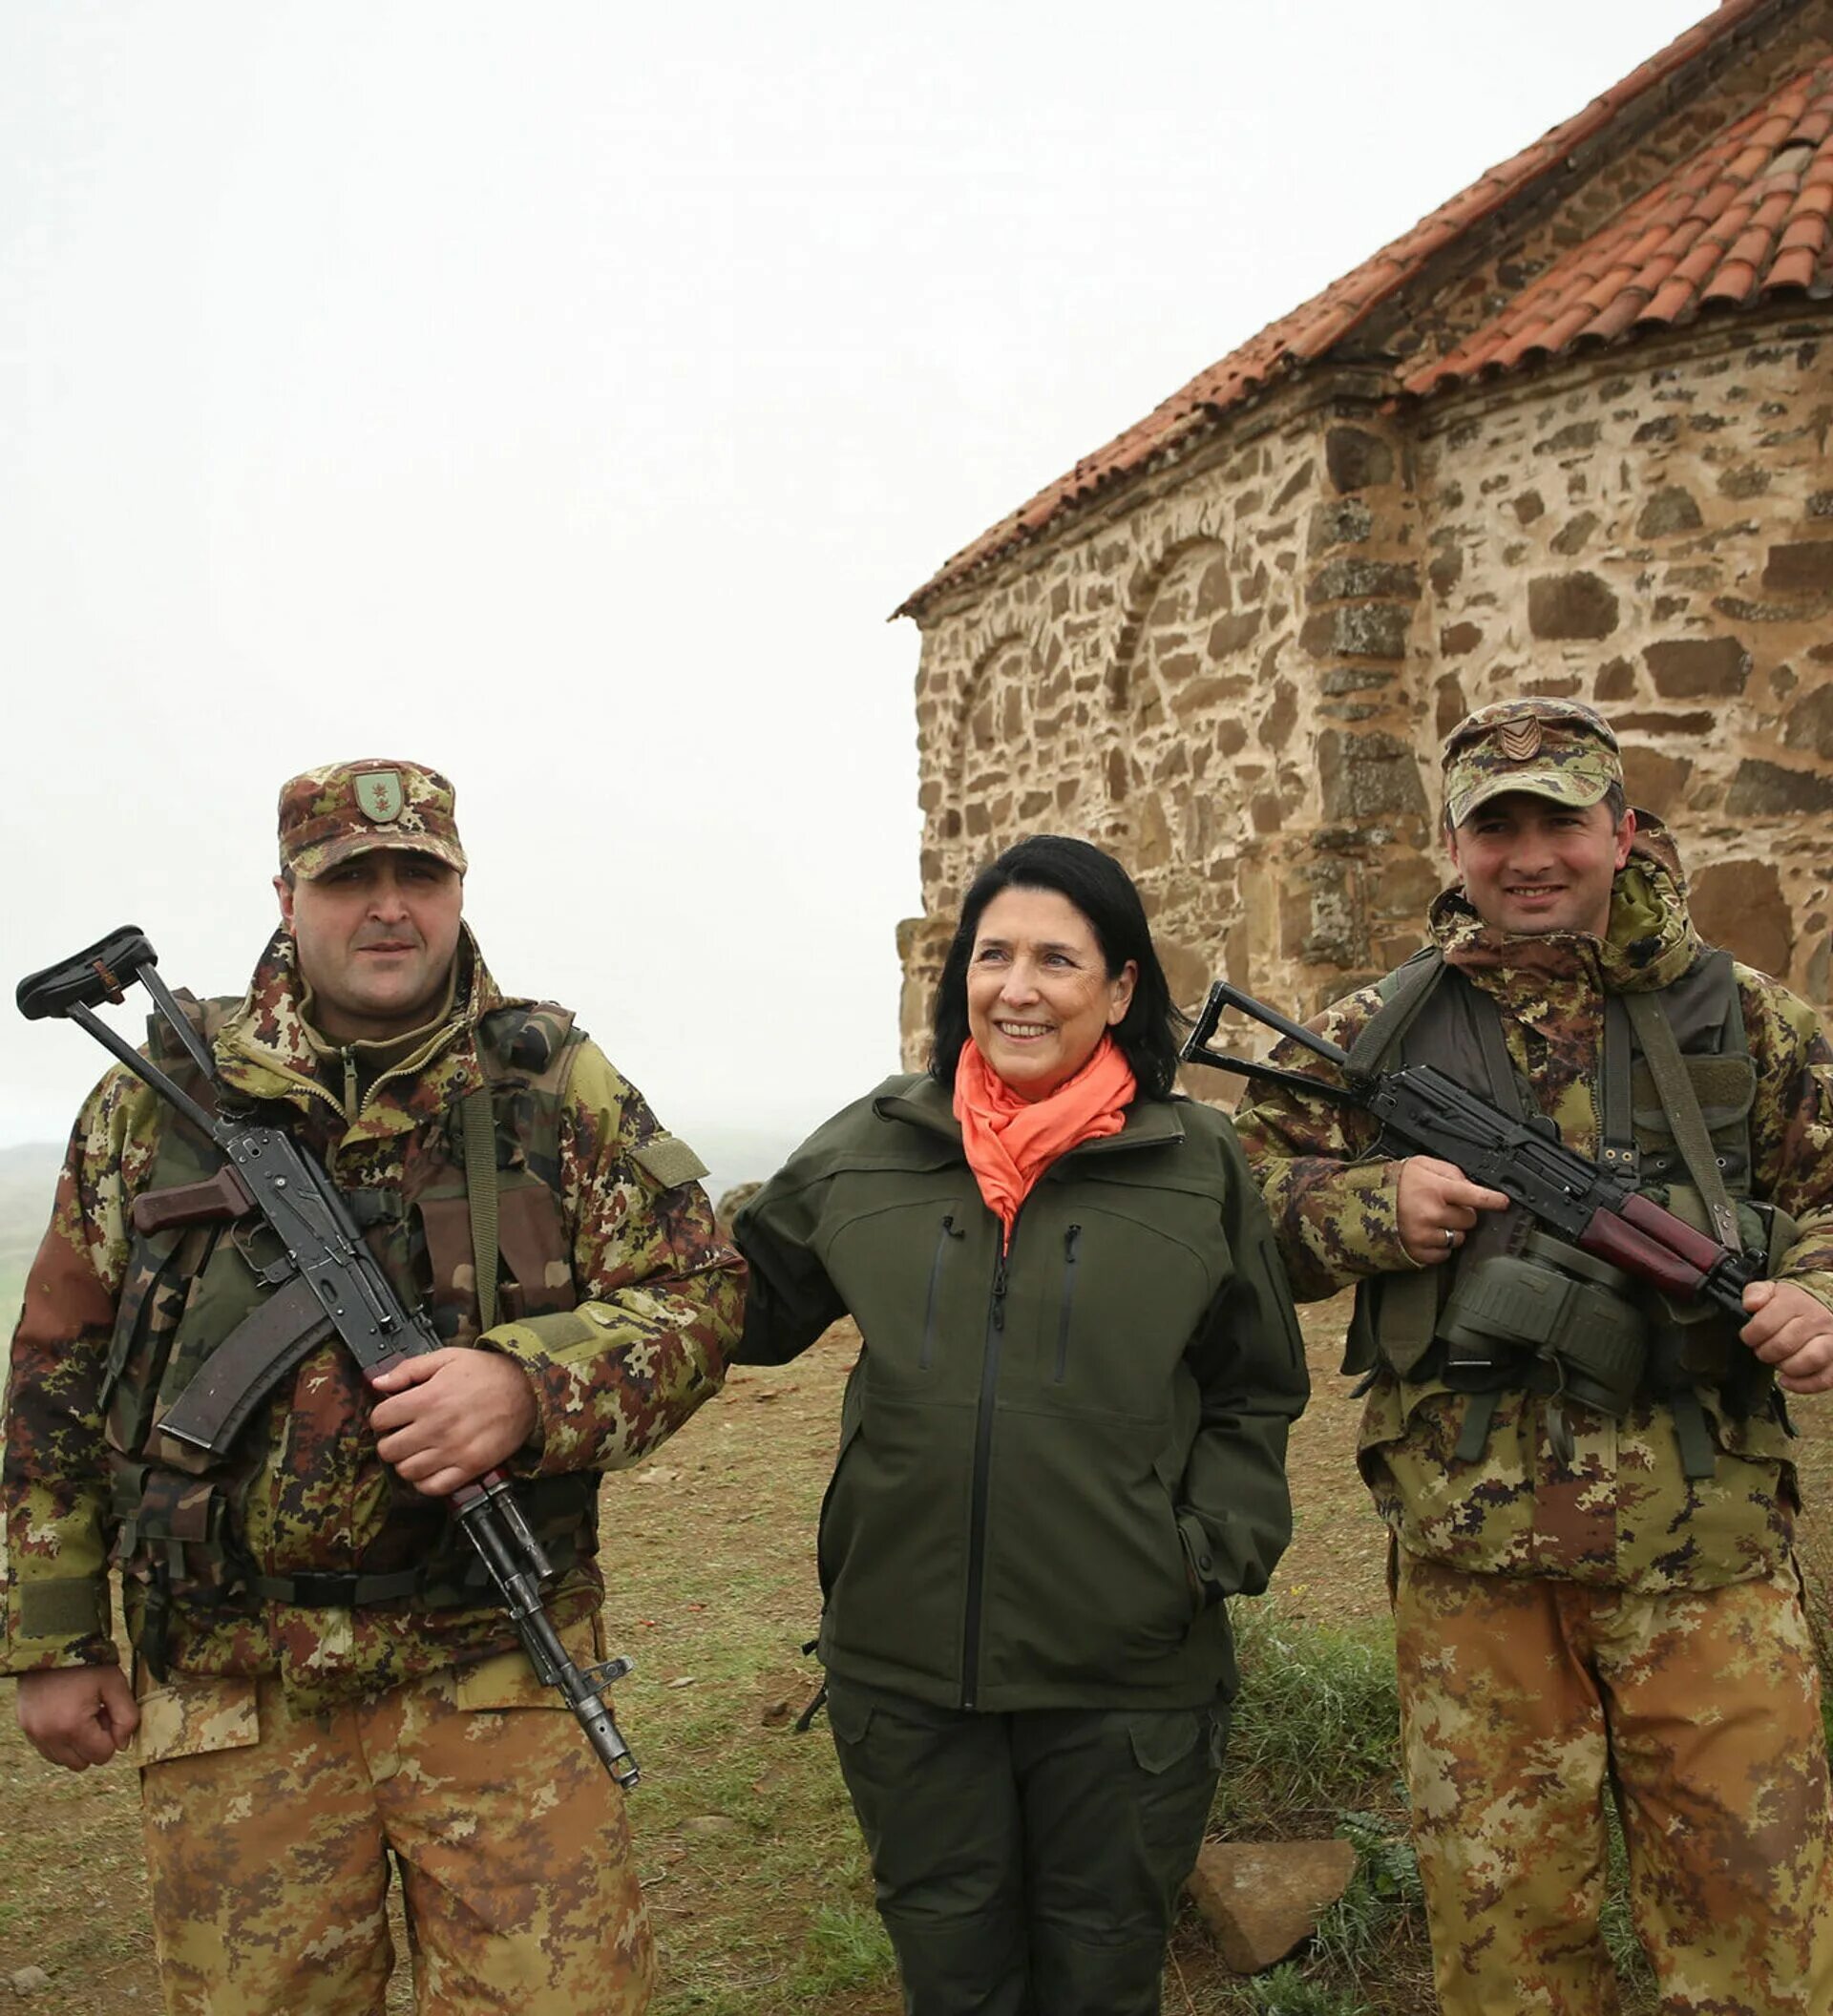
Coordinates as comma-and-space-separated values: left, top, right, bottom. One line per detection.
1233, 700, 1833, 2015
3, 759, 745, 2014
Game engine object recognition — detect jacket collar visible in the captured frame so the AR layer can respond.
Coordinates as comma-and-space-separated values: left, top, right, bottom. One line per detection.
1427, 811, 1701, 999
211, 922, 510, 1118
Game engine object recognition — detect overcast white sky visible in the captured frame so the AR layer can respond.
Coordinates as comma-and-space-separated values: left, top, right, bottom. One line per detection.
3, 0, 1715, 1175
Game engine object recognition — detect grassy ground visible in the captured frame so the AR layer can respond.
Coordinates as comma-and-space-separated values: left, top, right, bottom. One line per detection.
1, 1307, 1829, 2013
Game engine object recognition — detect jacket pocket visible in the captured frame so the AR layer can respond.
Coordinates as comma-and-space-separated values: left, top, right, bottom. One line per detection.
919, 1215, 963, 1372
1052, 1225, 1082, 1384
130, 1670, 260, 1767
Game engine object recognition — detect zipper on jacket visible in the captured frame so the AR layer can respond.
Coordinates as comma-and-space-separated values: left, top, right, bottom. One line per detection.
1052, 1224, 1081, 1384
919, 1214, 963, 1371
960, 1228, 1014, 1712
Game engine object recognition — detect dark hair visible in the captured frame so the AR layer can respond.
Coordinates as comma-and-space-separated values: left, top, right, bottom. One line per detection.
929, 834, 1185, 1102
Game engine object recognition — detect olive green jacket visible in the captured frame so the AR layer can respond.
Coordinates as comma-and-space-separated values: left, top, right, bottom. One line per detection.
735, 1076, 1308, 1712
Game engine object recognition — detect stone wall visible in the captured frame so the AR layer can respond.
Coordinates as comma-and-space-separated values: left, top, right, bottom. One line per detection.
1417, 309, 1833, 1004
901, 305, 1832, 1068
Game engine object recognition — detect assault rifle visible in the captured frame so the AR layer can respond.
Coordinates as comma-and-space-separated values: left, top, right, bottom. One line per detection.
1181, 980, 1765, 1321
18, 927, 643, 1789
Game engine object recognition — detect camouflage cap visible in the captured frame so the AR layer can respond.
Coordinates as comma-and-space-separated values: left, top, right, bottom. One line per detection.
277, 759, 468, 880
1442, 698, 1622, 828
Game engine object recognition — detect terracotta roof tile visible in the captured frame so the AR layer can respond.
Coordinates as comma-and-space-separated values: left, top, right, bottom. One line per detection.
898, 0, 1806, 617
1412, 53, 1833, 392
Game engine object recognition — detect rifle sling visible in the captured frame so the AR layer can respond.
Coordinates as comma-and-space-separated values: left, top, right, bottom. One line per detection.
1620, 991, 1741, 1250
154, 1272, 334, 1460
461, 1083, 500, 1334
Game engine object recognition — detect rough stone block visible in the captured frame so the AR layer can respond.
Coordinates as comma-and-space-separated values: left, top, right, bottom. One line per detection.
1643, 637, 1751, 698
1635, 486, 1704, 537
1528, 572, 1619, 640
1763, 542, 1833, 593
1782, 685, 1833, 761
1619, 746, 1693, 816
1595, 656, 1637, 701
1726, 759, 1833, 818
1186, 1838, 1359, 1973
1307, 498, 1374, 556
1325, 427, 1395, 494
1550, 511, 1600, 557
1209, 611, 1265, 657
1318, 729, 1429, 824
1690, 859, 1793, 976
1441, 622, 1483, 658
1308, 557, 1420, 603
1300, 603, 1411, 661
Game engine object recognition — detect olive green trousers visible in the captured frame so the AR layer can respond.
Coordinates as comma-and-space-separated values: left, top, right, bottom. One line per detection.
826, 1674, 1224, 2016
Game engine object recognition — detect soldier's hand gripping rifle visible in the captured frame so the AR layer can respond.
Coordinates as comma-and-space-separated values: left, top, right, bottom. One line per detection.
1181, 980, 1768, 1322
18, 927, 643, 1789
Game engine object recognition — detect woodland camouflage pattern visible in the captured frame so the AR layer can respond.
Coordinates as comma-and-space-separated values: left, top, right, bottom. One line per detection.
1, 923, 744, 1705
1233, 827, 1833, 1590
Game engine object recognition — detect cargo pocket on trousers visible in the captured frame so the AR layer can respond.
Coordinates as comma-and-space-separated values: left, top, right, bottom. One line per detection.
1127, 1701, 1231, 1775
129, 1670, 261, 1767
820, 1673, 875, 1748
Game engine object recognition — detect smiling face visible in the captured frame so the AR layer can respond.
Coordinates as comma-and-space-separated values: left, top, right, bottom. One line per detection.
964, 885, 1137, 1102
1447, 791, 1635, 939
276, 848, 464, 1043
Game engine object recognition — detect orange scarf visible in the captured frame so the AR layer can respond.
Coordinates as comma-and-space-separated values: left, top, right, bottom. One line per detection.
953, 1036, 1137, 1247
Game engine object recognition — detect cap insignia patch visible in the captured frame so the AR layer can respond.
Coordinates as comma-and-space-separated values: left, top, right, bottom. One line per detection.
354, 770, 404, 824
1498, 719, 1542, 762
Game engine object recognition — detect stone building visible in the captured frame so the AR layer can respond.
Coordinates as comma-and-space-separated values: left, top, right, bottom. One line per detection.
894, 0, 1833, 1069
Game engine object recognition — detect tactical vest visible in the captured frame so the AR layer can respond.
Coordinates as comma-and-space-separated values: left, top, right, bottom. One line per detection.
1342, 947, 1791, 1478
101, 993, 595, 1667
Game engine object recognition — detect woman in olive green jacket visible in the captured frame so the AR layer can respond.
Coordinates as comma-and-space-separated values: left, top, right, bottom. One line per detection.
735, 835, 1307, 2016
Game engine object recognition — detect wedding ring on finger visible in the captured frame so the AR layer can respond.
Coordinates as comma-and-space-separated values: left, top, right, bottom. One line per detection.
1443, 1227, 1457, 1250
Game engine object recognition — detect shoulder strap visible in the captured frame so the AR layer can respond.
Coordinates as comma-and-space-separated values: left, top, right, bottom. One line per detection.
459, 1083, 500, 1334
1621, 989, 1741, 1250
1345, 947, 1446, 1078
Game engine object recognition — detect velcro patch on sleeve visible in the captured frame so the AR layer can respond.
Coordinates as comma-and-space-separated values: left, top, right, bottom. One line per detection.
630, 1135, 709, 1191
17, 1577, 109, 1642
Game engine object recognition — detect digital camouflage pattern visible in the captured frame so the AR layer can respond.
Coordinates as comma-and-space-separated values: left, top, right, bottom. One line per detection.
1, 923, 744, 1705
277, 756, 468, 880
1233, 827, 1833, 1590
1440, 696, 1622, 830
1395, 1554, 1833, 2016
138, 1614, 652, 2014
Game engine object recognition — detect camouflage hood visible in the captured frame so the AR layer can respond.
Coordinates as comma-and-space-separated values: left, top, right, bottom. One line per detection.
209, 922, 511, 1121
1427, 811, 1699, 1000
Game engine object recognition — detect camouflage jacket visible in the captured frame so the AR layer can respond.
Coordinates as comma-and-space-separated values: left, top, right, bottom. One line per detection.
1233, 830, 1833, 1591
2, 927, 744, 1701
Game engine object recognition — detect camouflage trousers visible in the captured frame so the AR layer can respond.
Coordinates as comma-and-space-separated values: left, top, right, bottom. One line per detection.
134, 1634, 652, 2015
1394, 1552, 1833, 2015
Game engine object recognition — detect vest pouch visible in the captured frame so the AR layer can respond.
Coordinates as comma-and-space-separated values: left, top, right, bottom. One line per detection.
104, 1224, 218, 1457
111, 1464, 253, 1608
1630, 1053, 1756, 1190
153, 1219, 292, 1419
1436, 1233, 1647, 1418
1354, 1269, 1446, 1380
